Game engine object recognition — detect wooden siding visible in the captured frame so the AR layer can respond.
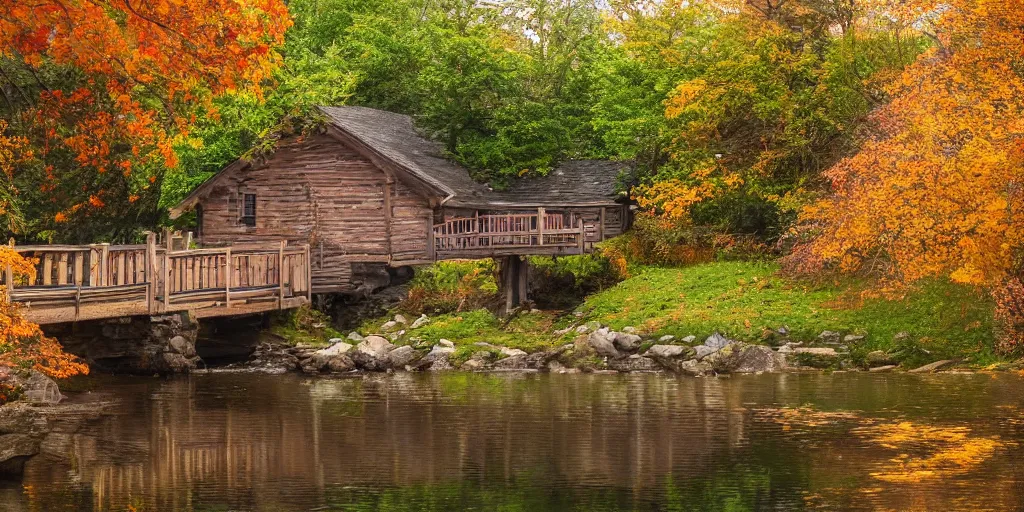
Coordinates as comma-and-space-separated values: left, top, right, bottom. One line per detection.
197, 134, 435, 293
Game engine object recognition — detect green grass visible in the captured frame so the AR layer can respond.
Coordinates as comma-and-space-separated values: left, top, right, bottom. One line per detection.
576, 262, 998, 365
358, 309, 566, 355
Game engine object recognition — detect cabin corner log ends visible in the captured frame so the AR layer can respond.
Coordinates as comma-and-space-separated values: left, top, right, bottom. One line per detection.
6, 236, 312, 325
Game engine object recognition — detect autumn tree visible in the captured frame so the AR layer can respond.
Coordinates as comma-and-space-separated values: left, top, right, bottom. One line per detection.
0, 0, 290, 242
797, 0, 1024, 286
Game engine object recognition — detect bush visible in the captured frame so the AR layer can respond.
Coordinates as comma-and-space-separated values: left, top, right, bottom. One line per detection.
401, 261, 500, 315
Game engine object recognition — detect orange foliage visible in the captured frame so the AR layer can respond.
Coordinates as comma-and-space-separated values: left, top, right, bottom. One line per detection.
0, 0, 290, 220
798, 0, 1024, 287
0, 246, 88, 379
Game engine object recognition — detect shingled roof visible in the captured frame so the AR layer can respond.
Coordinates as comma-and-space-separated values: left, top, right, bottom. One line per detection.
319, 106, 629, 207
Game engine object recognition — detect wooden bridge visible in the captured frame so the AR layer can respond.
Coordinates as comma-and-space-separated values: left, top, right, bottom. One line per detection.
6, 233, 311, 325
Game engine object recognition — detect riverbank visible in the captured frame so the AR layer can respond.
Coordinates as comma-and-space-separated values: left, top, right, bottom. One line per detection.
259, 261, 1006, 376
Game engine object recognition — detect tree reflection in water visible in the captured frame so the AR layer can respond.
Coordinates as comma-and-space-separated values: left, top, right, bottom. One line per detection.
5, 372, 1024, 511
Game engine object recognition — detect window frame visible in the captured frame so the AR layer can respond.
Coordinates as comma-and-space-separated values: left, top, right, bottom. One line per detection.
241, 192, 257, 227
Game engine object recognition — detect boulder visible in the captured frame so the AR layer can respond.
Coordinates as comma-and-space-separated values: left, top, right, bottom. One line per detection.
387, 345, 423, 369
681, 335, 697, 344
732, 345, 785, 373
438, 339, 455, 349
380, 320, 398, 332
660, 358, 712, 376
315, 341, 353, 358
349, 350, 389, 371
693, 345, 719, 360
658, 335, 676, 343
460, 351, 494, 371
865, 350, 895, 367
168, 335, 196, 357
908, 360, 954, 373
20, 371, 62, 405
347, 332, 365, 342
160, 352, 196, 373
792, 347, 840, 369
818, 331, 842, 344
612, 332, 643, 352
608, 355, 661, 372
357, 336, 394, 357
843, 334, 866, 343
524, 345, 571, 369
493, 355, 529, 369
0, 434, 39, 477
588, 329, 622, 359
704, 333, 732, 350
585, 321, 602, 332
394, 314, 408, 325
325, 355, 355, 373
575, 325, 591, 334
412, 344, 456, 371
646, 344, 695, 359
704, 343, 745, 373
500, 347, 528, 358
621, 326, 638, 334
411, 315, 430, 329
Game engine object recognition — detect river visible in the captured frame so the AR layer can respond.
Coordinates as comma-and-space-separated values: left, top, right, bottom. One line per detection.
2, 371, 1023, 511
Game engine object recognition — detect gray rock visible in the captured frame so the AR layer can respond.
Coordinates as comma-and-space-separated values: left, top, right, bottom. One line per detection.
168, 335, 191, 356
575, 325, 590, 334
585, 321, 602, 332
612, 332, 643, 352
0, 434, 39, 476
869, 365, 898, 373
865, 350, 895, 367
682, 335, 697, 344
777, 326, 789, 336
588, 329, 622, 359
461, 358, 487, 371
621, 326, 638, 334
358, 336, 394, 357
349, 350, 389, 371
843, 334, 866, 343
411, 314, 430, 329
667, 359, 713, 376
325, 355, 355, 373
693, 345, 719, 360
608, 355, 661, 372
438, 339, 455, 349
500, 347, 528, 358
387, 345, 422, 369
19, 372, 63, 405
704, 333, 732, 350
412, 344, 455, 371
818, 331, 842, 344
793, 347, 838, 357
658, 335, 676, 343
381, 320, 398, 332
394, 314, 408, 325
347, 332, 365, 342
315, 341, 353, 357
733, 345, 785, 373
704, 343, 746, 373
792, 347, 840, 369
160, 352, 196, 373
908, 360, 954, 373
493, 354, 529, 370
646, 344, 694, 359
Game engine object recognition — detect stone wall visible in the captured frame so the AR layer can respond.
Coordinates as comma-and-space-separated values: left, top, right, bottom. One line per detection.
47, 313, 201, 374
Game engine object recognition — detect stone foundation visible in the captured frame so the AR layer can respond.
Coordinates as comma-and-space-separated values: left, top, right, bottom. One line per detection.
47, 313, 201, 374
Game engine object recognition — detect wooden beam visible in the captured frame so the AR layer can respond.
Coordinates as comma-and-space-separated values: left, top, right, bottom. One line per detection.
537, 207, 545, 246
278, 240, 285, 309
224, 247, 232, 309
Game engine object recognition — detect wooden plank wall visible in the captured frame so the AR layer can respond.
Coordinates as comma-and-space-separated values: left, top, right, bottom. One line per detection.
198, 134, 435, 293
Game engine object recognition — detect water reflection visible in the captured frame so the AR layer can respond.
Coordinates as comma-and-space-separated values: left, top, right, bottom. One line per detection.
4, 372, 1024, 511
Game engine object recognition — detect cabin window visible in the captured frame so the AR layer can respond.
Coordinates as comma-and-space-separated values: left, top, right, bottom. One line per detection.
241, 193, 257, 227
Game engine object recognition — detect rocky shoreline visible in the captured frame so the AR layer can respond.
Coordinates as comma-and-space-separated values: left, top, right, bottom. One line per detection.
219, 314, 957, 377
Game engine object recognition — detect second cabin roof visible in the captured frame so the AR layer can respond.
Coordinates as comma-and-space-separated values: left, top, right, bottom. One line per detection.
318, 105, 631, 208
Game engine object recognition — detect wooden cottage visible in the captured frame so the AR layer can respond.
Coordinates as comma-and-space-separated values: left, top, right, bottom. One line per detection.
171, 106, 632, 295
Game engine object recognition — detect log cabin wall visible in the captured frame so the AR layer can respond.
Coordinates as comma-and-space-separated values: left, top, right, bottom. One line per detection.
197, 133, 435, 293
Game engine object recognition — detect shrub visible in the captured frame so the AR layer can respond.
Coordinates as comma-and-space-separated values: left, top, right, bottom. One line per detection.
401, 260, 500, 315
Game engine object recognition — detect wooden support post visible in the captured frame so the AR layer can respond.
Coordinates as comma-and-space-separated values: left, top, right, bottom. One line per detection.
278, 240, 286, 309
57, 253, 68, 285
598, 206, 606, 242
73, 252, 84, 286
224, 247, 232, 308
427, 215, 436, 261
42, 254, 52, 286
305, 244, 312, 301
99, 244, 110, 286
537, 207, 545, 246
146, 232, 157, 313
578, 218, 586, 254
184, 231, 193, 250
516, 256, 528, 308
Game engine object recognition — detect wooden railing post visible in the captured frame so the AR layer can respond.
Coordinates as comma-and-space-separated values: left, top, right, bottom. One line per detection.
578, 217, 586, 253
145, 232, 157, 313
278, 240, 285, 309
162, 249, 171, 312
99, 243, 110, 286
537, 207, 545, 246
224, 247, 232, 309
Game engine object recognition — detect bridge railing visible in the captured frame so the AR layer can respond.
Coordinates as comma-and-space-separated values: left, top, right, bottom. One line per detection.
433, 209, 590, 257
4, 235, 311, 324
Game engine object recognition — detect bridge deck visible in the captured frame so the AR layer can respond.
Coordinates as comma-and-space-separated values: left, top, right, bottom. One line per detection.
6, 235, 311, 325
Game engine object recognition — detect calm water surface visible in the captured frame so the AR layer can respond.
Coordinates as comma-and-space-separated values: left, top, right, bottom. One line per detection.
4, 371, 1024, 511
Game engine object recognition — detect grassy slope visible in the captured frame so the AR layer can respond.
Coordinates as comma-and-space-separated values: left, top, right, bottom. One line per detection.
577, 262, 998, 364
348, 261, 999, 367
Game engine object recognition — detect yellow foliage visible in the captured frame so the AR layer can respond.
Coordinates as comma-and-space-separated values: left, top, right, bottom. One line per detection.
0, 246, 88, 380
